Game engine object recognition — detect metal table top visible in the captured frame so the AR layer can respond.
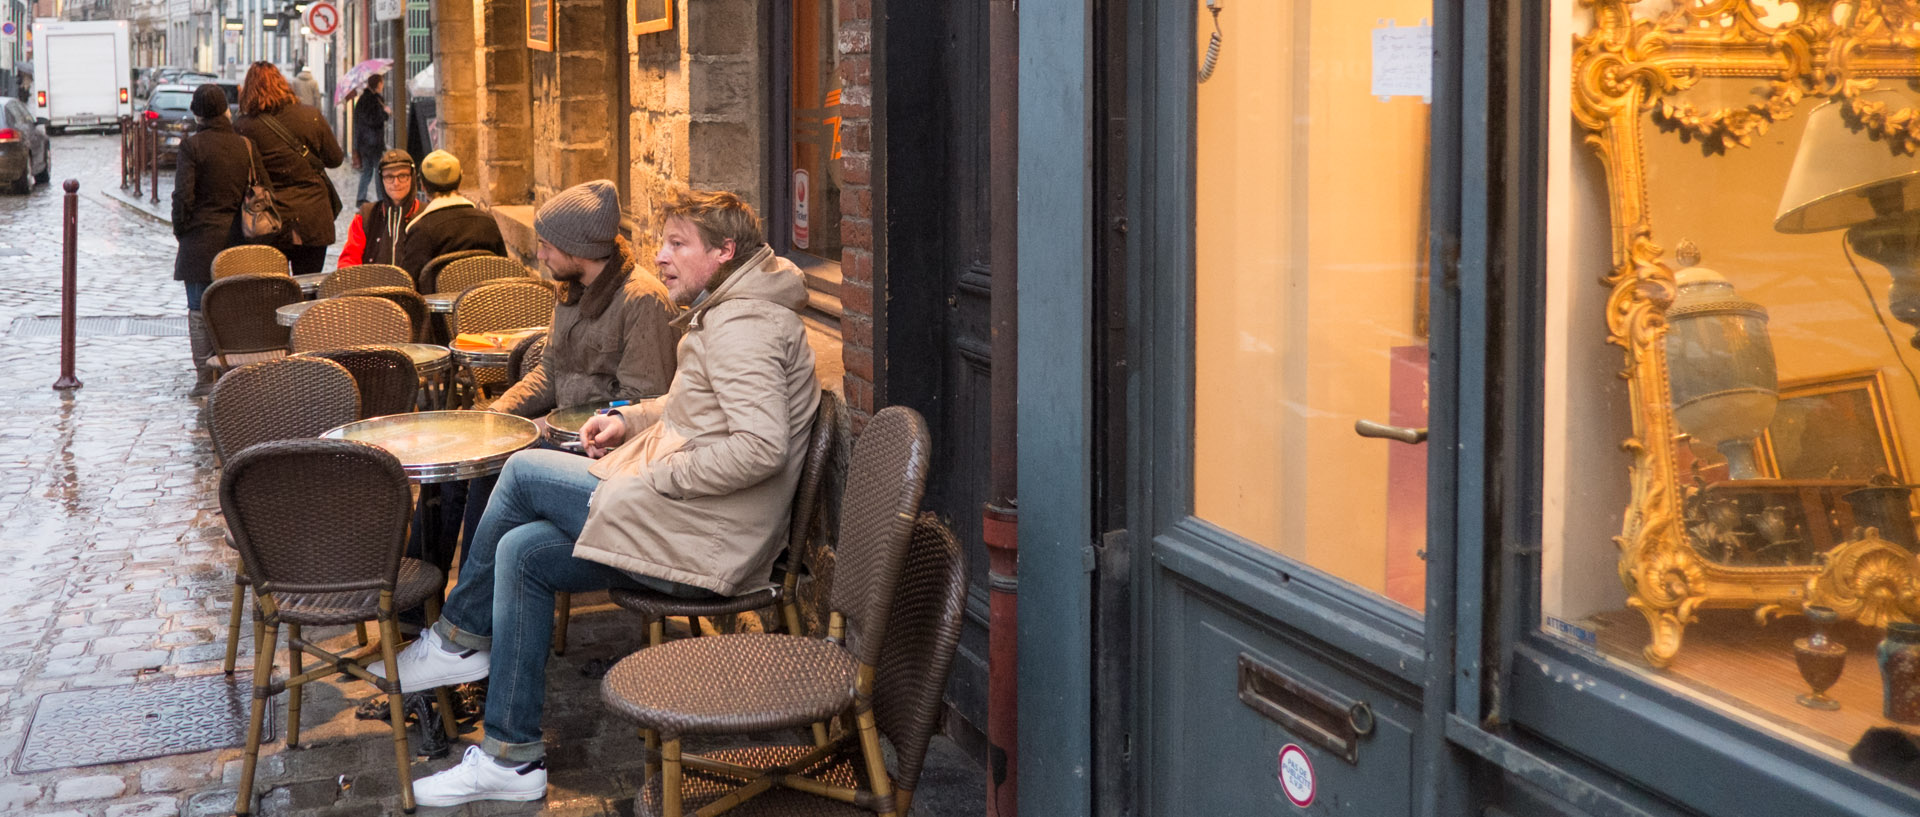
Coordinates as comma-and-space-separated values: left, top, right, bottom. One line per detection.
544, 400, 621, 444
275, 299, 317, 327
295, 343, 451, 375
450, 328, 544, 367
323, 411, 539, 483
293, 272, 330, 296
424, 294, 455, 314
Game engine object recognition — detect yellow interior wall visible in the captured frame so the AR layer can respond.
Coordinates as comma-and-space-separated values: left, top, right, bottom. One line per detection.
1193, 0, 1430, 599
1642, 87, 1920, 478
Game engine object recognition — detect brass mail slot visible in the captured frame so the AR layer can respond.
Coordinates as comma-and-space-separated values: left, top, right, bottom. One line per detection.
1236, 652, 1375, 765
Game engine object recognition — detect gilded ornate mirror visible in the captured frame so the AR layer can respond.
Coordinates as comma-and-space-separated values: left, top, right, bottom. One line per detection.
1574, 0, 1920, 667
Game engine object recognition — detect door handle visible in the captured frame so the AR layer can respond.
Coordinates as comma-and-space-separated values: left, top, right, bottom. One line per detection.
1354, 419, 1427, 445
1237, 653, 1374, 764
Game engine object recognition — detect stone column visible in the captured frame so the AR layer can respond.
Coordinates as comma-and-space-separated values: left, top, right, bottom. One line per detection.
431, 0, 478, 166
474, 0, 532, 204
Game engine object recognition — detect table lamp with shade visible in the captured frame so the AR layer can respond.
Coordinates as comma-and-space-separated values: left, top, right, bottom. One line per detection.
1776, 89, 1920, 344
1665, 241, 1780, 480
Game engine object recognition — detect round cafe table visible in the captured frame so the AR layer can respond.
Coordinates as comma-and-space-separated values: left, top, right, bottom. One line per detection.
543, 399, 624, 448
293, 272, 330, 297
450, 328, 545, 367
324, 411, 540, 570
294, 342, 451, 377
275, 299, 317, 327
424, 294, 456, 314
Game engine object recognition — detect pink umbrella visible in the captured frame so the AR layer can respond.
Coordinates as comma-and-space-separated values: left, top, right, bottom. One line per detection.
335, 58, 395, 104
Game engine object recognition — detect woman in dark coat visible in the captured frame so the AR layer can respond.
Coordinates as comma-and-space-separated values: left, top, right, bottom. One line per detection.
352, 73, 391, 207
234, 60, 345, 275
172, 83, 270, 396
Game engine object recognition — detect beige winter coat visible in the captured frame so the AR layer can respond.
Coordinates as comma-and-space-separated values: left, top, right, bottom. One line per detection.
574, 246, 820, 595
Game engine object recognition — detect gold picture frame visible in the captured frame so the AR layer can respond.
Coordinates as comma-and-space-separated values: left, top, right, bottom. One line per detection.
1574, 0, 1920, 666
630, 0, 671, 36
1758, 370, 1910, 483
527, 0, 553, 51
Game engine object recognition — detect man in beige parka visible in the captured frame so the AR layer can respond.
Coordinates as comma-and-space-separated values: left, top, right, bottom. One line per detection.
376, 191, 820, 807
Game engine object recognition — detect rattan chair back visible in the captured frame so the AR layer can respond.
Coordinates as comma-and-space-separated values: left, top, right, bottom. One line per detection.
783, 390, 842, 579
829, 405, 931, 666
341, 286, 430, 342
451, 280, 556, 336
320, 264, 413, 299
290, 296, 414, 353
435, 255, 531, 295
202, 273, 301, 369
300, 346, 418, 419
505, 332, 548, 386
207, 357, 361, 463
219, 438, 412, 597
417, 249, 495, 293
872, 514, 968, 793
212, 245, 291, 279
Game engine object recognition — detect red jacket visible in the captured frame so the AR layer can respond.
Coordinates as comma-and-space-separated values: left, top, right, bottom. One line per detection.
337, 197, 421, 267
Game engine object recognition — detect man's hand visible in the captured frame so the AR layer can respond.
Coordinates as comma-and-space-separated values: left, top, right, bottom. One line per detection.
580, 413, 628, 459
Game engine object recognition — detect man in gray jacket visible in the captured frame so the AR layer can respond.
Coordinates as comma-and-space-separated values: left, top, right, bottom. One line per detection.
377, 190, 819, 807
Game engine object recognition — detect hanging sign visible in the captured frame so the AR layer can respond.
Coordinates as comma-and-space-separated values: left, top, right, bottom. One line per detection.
374, 0, 403, 22
792, 169, 811, 250
1277, 744, 1316, 808
304, 2, 338, 36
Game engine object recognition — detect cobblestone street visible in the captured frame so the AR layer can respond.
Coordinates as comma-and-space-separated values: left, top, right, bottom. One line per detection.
0, 134, 980, 817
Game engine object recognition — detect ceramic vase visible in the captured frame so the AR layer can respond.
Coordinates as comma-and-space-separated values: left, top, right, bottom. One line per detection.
1879, 621, 1920, 724
1793, 605, 1847, 710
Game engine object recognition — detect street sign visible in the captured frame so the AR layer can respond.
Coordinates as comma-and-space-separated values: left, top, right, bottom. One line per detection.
373, 0, 402, 22
2, 22, 16, 37
304, 1, 338, 36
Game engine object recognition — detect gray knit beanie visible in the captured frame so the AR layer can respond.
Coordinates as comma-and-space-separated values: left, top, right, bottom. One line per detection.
536, 180, 622, 260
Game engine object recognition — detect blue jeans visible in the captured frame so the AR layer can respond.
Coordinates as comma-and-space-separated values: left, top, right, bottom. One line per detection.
184, 280, 208, 311
356, 159, 379, 204
433, 449, 710, 761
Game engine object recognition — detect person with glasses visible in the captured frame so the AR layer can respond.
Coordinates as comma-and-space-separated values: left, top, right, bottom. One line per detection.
337, 149, 420, 267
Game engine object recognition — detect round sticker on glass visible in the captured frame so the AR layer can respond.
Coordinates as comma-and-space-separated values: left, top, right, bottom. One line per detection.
1277, 744, 1315, 807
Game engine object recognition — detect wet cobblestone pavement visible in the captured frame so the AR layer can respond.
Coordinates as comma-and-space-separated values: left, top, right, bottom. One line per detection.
0, 135, 982, 816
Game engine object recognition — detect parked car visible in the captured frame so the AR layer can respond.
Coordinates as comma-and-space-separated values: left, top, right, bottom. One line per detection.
142, 83, 197, 164
0, 97, 51, 194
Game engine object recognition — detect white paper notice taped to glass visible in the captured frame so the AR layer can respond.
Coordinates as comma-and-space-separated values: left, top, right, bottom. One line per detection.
1371, 19, 1432, 103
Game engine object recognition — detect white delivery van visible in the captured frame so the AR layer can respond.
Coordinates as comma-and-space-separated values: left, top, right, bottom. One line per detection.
30, 19, 132, 133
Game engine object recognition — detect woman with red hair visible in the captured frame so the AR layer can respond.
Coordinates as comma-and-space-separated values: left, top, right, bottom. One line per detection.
234, 61, 345, 274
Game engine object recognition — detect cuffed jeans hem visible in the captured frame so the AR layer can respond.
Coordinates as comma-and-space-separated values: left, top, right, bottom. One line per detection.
481, 735, 545, 763
433, 619, 492, 652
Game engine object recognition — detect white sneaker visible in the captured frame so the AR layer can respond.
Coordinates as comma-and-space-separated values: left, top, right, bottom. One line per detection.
368, 628, 489, 693
413, 745, 547, 807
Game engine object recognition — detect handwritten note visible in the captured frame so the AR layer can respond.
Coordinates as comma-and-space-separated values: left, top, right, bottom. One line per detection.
1371, 20, 1432, 102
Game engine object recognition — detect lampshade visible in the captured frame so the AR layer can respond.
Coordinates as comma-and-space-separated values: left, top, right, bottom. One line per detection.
1776, 90, 1920, 233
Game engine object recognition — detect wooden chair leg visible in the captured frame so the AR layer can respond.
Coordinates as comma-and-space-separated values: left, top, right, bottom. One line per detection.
355, 622, 370, 647
662, 737, 683, 817
854, 706, 896, 817
648, 617, 665, 648
552, 592, 571, 656
223, 580, 246, 675
378, 615, 418, 814
234, 620, 278, 817
285, 623, 304, 748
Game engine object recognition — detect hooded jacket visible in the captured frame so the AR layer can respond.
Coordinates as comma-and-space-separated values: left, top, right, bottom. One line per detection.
573, 245, 820, 595
337, 170, 421, 267
488, 236, 681, 417
398, 194, 508, 283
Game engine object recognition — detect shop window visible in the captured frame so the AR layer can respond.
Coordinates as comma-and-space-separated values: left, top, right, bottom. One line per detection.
1190, 1, 1432, 612
773, 0, 842, 268
1545, 0, 1920, 793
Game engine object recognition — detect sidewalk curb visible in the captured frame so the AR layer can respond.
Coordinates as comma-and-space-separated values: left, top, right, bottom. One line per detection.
99, 187, 171, 227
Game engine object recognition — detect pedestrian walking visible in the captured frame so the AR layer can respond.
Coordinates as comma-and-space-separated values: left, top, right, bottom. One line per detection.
234, 60, 345, 275
170, 84, 271, 397
397, 150, 507, 283
292, 66, 327, 116
353, 74, 391, 208
337, 149, 421, 267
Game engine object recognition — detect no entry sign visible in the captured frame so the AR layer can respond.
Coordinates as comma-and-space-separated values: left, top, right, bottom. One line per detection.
305, 1, 339, 36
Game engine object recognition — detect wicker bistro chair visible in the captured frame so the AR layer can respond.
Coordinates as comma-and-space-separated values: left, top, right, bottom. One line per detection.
451, 281, 556, 406
207, 357, 362, 676
300, 346, 419, 419
341, 286, 432, 343
623, 515, 967, 817
290, 296, 414, 354
435, 254, 534, 295
202, 273, 301, 373
212, 245, 291, 279
319, 264, 414, 299
598, 405, 932, 817
220, 438, 457, 817
602, 391, 842, 653
417, 248, 496, 293
505, 331, 548, 388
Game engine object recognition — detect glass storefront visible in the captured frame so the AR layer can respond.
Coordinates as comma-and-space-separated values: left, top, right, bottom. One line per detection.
1192, 0, 1433, 611
786, 0, 841, 263
1542, 0, 1920, 795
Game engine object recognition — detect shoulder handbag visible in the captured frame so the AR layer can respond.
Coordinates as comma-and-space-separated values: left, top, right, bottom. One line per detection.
259, 111, 344, 217
239, 139, 284, 239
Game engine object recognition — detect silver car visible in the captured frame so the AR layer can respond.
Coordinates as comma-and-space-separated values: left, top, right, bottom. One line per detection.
0, 98, 51, 194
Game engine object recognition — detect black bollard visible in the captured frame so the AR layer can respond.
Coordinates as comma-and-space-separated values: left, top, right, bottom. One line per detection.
148, 119, 160, 205
53, 180, 82, 391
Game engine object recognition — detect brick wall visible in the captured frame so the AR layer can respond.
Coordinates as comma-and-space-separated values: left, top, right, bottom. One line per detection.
836, 0, 874, 426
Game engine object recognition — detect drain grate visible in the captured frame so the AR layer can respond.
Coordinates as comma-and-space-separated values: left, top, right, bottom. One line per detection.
7, 315, 187, 338
13, 675, 273, 773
